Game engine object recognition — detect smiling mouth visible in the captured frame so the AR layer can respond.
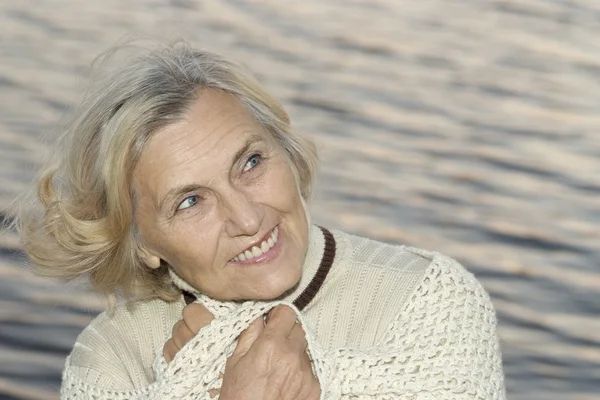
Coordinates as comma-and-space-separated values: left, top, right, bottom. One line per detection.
231, 226, 279, 263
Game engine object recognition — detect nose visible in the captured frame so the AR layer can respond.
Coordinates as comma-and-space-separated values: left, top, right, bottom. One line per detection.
221, 187, 264, 237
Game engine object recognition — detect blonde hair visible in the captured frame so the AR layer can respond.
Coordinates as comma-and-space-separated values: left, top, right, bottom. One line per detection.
10, 39, 318, 305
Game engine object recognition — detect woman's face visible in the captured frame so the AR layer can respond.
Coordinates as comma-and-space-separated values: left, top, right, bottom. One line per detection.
133, 89, 309, 301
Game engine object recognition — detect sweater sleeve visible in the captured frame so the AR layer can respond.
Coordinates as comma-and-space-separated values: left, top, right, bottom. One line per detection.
324, 253, 506, 399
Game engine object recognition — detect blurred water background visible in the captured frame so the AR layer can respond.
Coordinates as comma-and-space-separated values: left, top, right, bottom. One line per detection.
0, 0, 599, 399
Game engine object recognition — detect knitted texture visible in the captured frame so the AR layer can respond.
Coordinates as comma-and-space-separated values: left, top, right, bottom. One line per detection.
61, 298, 335, 399
60, 228, 505, 399
327, 252, 504, 399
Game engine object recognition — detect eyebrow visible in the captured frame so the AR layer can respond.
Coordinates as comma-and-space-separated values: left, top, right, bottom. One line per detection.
157, 134, 266, 213
232, 134, 264, 169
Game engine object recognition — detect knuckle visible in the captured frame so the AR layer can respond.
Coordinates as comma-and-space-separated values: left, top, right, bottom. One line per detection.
171, 320, 185, 336
278, 305, 297, 322
279, 352, 302, 373
261, 337, 295, 360
266, 305, 294, 326
182, 303, 198, 322
260, 334, 278, 349
253, 337, 278, 361
198, 311, 214, 327
272, 304, 289, 316
280, 304, 295, 315
181, 303, 213, 332
163, 339, 175, 360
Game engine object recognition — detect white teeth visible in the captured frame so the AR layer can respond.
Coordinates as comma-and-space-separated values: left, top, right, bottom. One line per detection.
262, 241, 270, 252
233, 226, 279, 262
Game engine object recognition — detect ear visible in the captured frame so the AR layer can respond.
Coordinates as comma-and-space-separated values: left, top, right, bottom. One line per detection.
138, 246, 162, 269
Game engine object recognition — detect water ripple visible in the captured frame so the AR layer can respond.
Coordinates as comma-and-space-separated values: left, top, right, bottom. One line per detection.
1, 1, 599, 399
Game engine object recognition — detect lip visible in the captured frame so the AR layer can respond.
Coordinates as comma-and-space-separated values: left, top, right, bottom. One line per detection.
230, 225, 283, 266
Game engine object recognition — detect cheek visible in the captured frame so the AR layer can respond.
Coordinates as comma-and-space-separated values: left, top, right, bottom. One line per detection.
274, 165, 309, 239
264, 160, 304, 207
171, 219, 219, 256
144, 218, 210, 269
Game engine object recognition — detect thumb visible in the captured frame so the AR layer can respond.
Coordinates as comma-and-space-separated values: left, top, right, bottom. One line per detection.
230, 317, 263, 361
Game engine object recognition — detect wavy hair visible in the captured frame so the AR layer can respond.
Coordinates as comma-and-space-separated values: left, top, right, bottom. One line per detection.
10, 39, 318, 306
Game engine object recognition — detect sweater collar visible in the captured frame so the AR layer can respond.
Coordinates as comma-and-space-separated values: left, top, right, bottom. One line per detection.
169, 224, 334, 313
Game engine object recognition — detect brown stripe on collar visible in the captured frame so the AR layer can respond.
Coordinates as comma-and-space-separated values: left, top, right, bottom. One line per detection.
292, 226, 336, 311
183, 226, 336, 312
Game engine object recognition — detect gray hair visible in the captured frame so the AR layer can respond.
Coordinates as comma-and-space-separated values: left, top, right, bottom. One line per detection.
13, 39, 318, 305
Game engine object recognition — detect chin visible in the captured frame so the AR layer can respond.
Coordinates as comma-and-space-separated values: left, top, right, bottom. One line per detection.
249, 270, 302, 301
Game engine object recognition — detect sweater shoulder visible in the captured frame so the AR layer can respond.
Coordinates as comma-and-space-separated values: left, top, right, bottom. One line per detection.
380, 247, 498, 348
65, 297, 183, 389
374, 250, 505, 397
333, 229, 434, 274
309, 230, 437, 348
318, 229, 491, 347
334, 229, 477, 281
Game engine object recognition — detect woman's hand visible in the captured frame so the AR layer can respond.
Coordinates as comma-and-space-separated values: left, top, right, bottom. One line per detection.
163, 301, 214, 363
219, 305, 321, 400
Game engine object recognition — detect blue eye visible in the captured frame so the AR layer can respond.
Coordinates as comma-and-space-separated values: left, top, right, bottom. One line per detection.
243, 154, 262, 172
177, 195, 199, 211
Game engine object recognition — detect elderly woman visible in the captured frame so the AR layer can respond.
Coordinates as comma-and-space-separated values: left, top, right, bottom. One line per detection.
14, 41, 504, 399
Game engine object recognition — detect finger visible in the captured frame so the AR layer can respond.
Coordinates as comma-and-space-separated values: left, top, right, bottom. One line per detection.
264, 305, 298, 337
162, 338, 178, 363
171, 320, 195, 349
182, 302, 214, 333
287, 321, 308, 352
231, 317, 264, 361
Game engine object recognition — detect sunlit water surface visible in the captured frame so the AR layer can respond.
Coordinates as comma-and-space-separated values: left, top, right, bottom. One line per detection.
0, 1, 599, 399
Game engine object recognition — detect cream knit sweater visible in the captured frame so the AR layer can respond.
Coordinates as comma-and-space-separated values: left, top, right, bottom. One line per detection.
61, 225, 505, 399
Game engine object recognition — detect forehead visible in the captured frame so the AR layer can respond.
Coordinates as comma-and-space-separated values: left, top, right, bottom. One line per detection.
133, 89, 270, 192
147, 90, 268, 160
155, 89, 264, 154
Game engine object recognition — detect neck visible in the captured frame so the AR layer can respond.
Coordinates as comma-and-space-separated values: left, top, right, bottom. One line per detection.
173, 225, 336, 312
